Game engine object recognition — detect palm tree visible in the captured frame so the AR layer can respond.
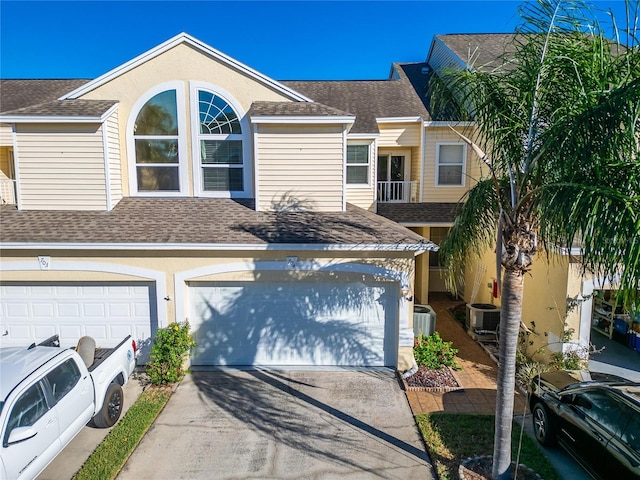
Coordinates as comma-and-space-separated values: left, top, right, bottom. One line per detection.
430, 1, 640, 478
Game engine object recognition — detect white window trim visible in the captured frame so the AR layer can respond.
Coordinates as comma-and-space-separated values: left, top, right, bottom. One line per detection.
126, 82, 188, 196
189, 81, 252, 198
435, 142, 466, 187
346, 142, 373, 188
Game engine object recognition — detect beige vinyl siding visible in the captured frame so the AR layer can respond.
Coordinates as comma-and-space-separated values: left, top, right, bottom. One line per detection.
15, 123, 108, 210
105, 110, 123, 208
378, 123, 421, 147
256, 124, 344, 212
411, 147, 421, 200
422, 126, 484, 203
346, 142, 376, 211
0, 124, 13, 146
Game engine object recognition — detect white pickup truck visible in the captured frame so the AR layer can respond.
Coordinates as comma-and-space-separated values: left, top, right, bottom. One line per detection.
0, 335, 137, 480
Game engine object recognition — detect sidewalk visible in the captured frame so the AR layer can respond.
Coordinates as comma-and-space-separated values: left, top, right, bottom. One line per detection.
405, 293, 527, 416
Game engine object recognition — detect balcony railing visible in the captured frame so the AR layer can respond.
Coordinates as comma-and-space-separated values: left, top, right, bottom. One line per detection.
377, 180, 419, 203
0, 179, 17, 205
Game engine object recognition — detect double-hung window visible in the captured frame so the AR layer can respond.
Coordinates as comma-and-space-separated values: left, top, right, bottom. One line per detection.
133, 89, 181, 192
436, 143, 466, 186
197, 90, 244, 193
346, 144, 370, 185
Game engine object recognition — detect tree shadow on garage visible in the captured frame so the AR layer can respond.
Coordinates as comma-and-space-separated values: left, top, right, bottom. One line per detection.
190, 275, 395, 366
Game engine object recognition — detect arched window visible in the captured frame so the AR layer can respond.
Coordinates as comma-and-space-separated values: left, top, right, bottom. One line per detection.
195, 89, 245, 193
132, 89, 182, 192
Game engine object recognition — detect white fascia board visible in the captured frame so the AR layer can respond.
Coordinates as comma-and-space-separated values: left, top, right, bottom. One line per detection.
0, 104, 119, 124
250, 116, 355, 125
424, 121, 475, 127
347, 133, 380, 139
400, 222, 454, 228
376, 117, 422, 123
60, 33, 312, 103
0, 115, 102, 124
0, 242, 435, 252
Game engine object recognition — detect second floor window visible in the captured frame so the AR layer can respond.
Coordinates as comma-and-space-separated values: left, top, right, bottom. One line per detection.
197, 90, 244, 192
436, 143, 465, 186
346, 144, 370, 185
133, 90, 181, 192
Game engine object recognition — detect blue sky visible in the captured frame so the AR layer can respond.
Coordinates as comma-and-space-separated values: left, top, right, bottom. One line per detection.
0, 1, 631, 80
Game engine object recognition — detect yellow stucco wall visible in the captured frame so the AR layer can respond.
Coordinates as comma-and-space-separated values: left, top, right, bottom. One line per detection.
463, 244, 572, 362
0, 249, 417, 368
79, 43, 294, 197
422, 126, 486, 203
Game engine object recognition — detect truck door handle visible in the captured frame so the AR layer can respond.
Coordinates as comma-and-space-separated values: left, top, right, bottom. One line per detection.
45, 418, 56, 429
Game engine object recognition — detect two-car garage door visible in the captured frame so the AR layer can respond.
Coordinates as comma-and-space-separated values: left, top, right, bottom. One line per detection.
188, 274, 398, 367
0, 282, 155, 360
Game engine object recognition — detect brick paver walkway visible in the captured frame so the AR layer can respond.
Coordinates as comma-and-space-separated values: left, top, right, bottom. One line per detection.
406, 294, 528, 416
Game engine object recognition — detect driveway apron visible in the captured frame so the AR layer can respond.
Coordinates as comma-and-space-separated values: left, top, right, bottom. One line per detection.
117, 370, 435, 480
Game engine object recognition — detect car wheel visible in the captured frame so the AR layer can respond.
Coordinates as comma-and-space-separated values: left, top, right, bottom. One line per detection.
532, 402, 556, 446
91, 383, 124, 428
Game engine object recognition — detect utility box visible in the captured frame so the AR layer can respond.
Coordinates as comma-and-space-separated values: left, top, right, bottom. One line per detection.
466, 303, 501, 332
413, 304, 436, 337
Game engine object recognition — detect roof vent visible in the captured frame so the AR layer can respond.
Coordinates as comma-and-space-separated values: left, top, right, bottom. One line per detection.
421, 66, 429, 74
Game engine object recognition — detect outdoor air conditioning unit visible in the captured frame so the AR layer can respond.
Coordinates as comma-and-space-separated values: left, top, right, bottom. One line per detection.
413, 304, 436, 337
466, 303, 501, 332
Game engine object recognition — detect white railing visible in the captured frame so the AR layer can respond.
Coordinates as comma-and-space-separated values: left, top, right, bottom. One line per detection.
0, 179, 17, 205
377, 181, 419, 203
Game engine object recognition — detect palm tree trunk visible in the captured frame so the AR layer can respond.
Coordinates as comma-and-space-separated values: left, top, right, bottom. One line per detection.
492, 268, 524, 480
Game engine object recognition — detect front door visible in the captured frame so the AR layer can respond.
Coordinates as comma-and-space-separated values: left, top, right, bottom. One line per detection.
377, 154, 406, 201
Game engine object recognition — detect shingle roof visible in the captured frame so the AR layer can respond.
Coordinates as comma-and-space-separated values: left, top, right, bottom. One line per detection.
249, 101, 352, 117
377, 202, 462, 224
0, 79, 116, 118
0, 79, 89, 113
435, 34, 519, 71
2, 99, 117, 118
0, 197, 431, 248
282, 75, 431, 134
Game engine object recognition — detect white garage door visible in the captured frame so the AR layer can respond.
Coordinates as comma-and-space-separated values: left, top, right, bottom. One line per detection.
188, 275, 397, 367
0, 282, 156, 360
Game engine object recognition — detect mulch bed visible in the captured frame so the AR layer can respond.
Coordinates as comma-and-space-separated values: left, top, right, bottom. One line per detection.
402, 366, 463, 392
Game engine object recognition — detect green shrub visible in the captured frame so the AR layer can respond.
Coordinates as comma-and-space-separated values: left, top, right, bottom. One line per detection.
550, 349, 588, 370
146, 321, 196, 385
413, 332, 460, 370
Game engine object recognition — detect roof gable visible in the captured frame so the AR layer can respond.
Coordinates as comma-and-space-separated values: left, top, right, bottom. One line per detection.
61, 33, 312, 103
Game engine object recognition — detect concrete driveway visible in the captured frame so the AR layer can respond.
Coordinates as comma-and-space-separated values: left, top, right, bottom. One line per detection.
117, 369, 435, 480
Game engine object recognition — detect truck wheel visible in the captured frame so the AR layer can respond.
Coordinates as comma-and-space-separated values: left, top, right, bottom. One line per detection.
532, 402, 556, 446
92, 383, 124, 428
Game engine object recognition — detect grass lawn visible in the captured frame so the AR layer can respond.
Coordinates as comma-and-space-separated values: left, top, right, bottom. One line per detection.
416, 413, 561, 480
73, 387, 171, 480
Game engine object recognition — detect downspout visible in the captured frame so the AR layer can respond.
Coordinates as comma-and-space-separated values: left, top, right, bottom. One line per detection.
253, 124, 260, 211
102, 120, 112, 211
419, 118, 426, 202
11, 124, 22, 210
342, 124, 347, 212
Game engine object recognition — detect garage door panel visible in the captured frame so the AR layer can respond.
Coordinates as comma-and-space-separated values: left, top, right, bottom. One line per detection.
0, 283, 155, 363
189, 279, 396, 367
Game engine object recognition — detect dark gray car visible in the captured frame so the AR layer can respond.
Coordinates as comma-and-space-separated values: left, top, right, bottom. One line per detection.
529, 370, 640, 480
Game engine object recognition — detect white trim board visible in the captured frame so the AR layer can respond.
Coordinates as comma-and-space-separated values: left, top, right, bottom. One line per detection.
0, 260, 168, 328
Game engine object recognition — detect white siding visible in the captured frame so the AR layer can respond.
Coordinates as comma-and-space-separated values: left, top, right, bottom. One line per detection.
428, 38, 466, 74
378, 123, 421, 147
15, 123, 108, 210
256, 124, 344, 212
105, 111, 123, 208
